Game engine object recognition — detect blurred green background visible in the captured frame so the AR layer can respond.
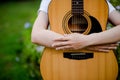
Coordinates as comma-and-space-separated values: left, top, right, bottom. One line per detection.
0, 0, 120, 80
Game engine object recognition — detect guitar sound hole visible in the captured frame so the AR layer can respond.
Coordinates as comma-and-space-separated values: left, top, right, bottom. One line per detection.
68, 15, 88, 33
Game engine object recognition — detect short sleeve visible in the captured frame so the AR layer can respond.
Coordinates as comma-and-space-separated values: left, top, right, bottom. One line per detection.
107, 1, 116, 14
38, 0, 51, 13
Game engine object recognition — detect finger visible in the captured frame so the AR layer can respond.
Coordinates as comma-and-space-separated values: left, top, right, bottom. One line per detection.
53, 37, 70, 41
55, 45, 72, 50
97, 49, 109, 53
100, 43, 119, 47
108, 43, 119, 47
106, 47, 117, 50
94, 44, 118, 49
52, 41, 70, 47
98, 46, 117, 50
86, 47, 109, 53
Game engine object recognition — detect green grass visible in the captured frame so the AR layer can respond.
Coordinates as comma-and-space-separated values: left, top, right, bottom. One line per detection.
0, 1, 41, 80
0, 1, 39, 53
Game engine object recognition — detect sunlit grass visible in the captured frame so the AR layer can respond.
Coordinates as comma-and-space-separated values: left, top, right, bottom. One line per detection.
0, 1, 41, 80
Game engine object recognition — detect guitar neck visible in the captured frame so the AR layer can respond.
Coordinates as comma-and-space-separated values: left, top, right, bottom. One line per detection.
72, 0, 84, 14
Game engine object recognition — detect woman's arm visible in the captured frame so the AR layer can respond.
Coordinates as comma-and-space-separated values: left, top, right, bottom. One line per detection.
109, 10, 120, 25
52, 10, 120, 50
89, 10, 120, 45
31, 11, 63, 47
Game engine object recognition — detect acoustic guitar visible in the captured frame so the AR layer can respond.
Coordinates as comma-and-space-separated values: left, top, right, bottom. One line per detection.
40, 0, 118, 80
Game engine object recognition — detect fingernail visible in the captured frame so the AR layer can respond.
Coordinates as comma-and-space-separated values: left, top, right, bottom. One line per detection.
56, 48, 59, 50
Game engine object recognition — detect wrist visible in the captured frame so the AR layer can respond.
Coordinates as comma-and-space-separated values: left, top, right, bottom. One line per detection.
87, 33, 99, 46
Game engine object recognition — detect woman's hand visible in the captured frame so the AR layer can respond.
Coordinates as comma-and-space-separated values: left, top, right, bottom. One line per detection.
52, 33, 92, 50
86, 43, 118, 52
52, 33, 118, 52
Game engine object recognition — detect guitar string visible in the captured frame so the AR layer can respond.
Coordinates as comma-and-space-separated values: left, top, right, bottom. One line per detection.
72, 0, 84, 33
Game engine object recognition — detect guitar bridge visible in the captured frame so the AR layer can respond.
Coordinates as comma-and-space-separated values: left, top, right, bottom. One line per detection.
63, 52, 93, 60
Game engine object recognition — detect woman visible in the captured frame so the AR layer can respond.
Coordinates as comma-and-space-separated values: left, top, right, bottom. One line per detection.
31, 0, 120, 80
31, 0, 120, 52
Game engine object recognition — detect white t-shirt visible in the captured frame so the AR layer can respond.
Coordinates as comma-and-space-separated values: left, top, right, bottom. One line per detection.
39, 0, 115, 14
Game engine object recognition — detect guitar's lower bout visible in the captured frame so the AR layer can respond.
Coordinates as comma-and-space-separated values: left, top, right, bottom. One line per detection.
41, 48, 118, 80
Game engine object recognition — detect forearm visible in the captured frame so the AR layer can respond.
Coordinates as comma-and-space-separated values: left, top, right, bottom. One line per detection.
31, 11, 63, 47
89, 25, 120, 46
31, 29, 63, 47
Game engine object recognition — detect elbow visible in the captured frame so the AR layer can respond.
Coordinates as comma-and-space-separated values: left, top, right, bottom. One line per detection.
31, 33, 38, 44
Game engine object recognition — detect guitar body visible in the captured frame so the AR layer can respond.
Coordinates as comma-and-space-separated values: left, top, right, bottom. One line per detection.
40, 0, 118, 80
